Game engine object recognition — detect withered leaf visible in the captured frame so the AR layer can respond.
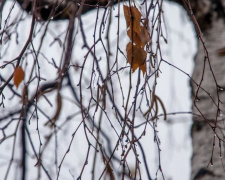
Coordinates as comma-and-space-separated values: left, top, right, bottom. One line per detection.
140, 26, 149, 45
124, 5, 149, 46
124, 5, 141, 28
13, 66, 25, 88
124, 5, 149, 75
127, 25, 149, 46
126, 42, 147, 74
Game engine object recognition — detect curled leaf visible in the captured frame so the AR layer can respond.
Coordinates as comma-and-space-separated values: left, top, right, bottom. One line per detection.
13, 66, 25, 88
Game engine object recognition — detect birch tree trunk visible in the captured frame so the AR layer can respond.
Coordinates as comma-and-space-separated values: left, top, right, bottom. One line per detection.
172, 0, 225, 179
191, 19, 225, 180
191, 13, 225, 180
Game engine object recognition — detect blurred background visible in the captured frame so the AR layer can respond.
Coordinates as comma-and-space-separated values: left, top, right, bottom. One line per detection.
0, 1, 197, 179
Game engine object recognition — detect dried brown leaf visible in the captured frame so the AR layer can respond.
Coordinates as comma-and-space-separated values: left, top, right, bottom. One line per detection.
126, 42, 146, 74
127, 26, 149, 46
124, 5, 141, 27
124, 5, 149, 45
13, 66, 25, 88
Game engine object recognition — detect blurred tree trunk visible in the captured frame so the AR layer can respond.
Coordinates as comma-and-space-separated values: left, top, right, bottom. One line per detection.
170, 0, 225, 179
190, 4, 225, 180
12, 0, 225, 179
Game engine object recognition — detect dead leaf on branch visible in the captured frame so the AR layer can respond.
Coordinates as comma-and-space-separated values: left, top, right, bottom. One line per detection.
13, 66, 25, 88
124, 5, 141, 29
127, 25, 149, 47
126, 42, 147, 74
124, 5, 149, 74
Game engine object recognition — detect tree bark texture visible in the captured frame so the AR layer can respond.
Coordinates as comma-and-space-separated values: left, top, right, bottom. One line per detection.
191, 17, 225, 180
11, 0, 225, 179
186, 0, 225, 179
167, 0, 225, 179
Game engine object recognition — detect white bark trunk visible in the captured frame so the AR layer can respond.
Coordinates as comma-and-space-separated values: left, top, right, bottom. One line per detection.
191, 17, 225, 180
168, 0, 225, 179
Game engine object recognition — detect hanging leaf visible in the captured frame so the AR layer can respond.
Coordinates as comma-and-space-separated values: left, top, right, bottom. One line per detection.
13, 66, 25, 88
124, 5, 149, 45
140, 26, 149, 45
124, 5, 149, 75
127, 28, 142, 45
124, 5, 141, 29
127, 25, 149, 47
126, 42, 147, 74
124, 5, 142, 45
